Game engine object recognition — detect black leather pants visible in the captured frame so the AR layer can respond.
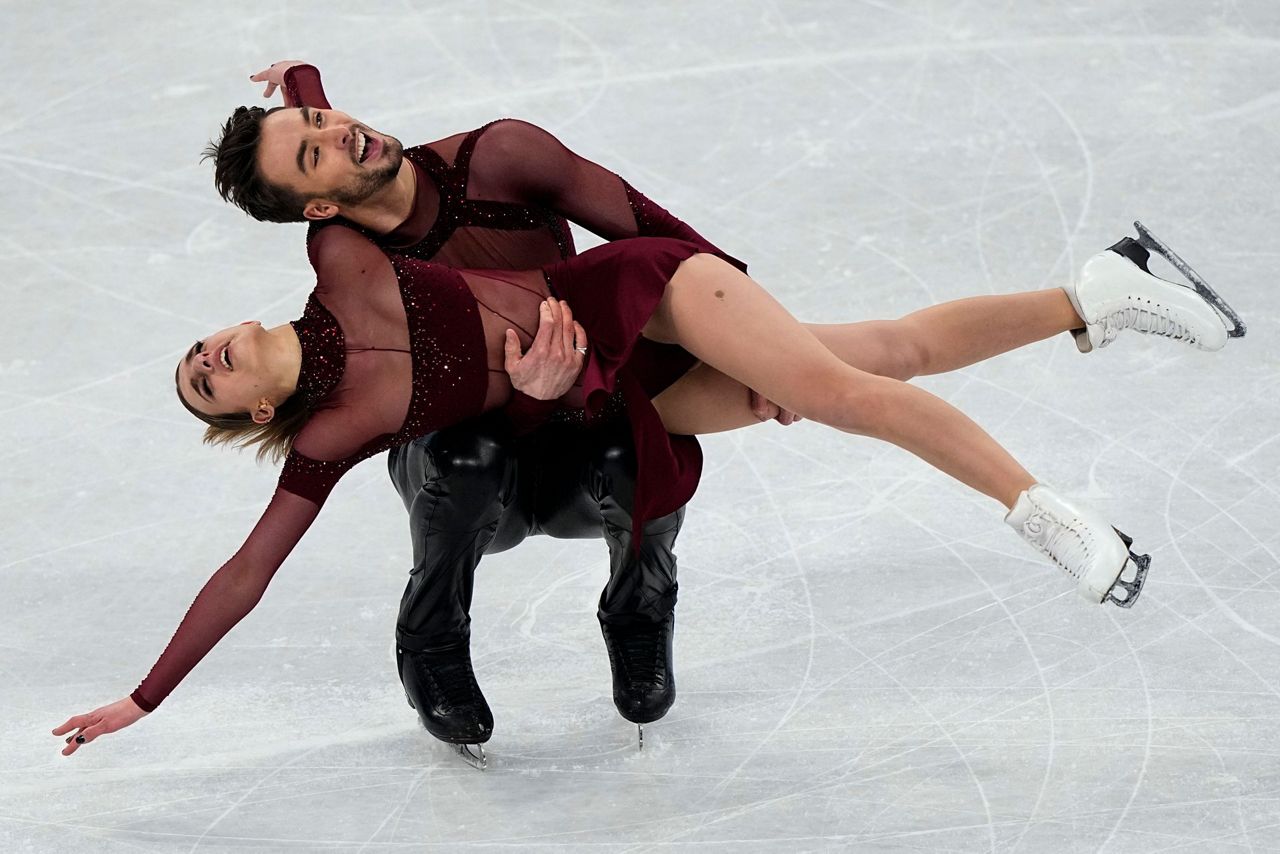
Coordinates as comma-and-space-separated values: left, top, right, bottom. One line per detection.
386, 412, 682, 653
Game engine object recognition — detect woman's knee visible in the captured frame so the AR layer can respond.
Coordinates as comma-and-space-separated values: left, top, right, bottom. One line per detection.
877, 319, 930, 380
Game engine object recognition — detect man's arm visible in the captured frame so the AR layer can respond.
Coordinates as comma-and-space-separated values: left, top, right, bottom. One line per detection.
472, 120, 803, 425
249, 61, 331, 110
468, 120, 747, 272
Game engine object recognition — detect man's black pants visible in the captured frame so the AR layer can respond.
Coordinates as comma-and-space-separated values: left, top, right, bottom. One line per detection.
387, 413, 682, 653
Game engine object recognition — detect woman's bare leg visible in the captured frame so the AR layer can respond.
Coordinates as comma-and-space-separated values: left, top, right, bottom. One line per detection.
653, 285, 1084, 433
647, 255, 1036, 509
806, 290, 1083, 380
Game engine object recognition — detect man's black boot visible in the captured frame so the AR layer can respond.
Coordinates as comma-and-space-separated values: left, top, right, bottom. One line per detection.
397, 641, 494, 744
600, 614, 675, 725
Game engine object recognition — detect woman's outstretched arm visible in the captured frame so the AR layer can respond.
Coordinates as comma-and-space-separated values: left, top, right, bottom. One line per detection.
52, 488, 323, 755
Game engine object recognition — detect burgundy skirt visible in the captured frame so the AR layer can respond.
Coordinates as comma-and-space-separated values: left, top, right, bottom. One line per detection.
543, 237, 746, 543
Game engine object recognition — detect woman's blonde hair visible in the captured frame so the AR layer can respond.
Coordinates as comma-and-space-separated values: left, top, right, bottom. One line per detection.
174, 366, 312, 464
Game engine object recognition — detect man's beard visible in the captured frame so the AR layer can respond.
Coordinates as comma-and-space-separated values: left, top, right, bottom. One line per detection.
327, 136, 405, 207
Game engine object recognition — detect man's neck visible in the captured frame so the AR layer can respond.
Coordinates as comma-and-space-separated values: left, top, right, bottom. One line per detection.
334, 159, 417, 235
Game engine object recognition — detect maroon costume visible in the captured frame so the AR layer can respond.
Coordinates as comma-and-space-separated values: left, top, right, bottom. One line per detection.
133, 231, 730, 712
132, 66, 748, 715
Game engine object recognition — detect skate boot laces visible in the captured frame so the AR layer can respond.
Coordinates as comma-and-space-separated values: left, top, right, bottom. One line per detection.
1100, 301, 1196, 347
1021, 507, 1091, 579
613, 627, 666, 685
416, 652, 482, 712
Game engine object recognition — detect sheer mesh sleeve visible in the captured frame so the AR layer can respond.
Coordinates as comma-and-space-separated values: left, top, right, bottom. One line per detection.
131, 487, 322, 711
129, 400, 402, 711
282, 64, 331, 110
467, 120, 747, 272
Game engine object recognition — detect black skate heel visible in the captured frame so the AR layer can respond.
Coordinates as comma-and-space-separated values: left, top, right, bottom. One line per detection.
1107, 236, 1153, 272
1132, 221, 1246, 339
1107, 529, 1151, 609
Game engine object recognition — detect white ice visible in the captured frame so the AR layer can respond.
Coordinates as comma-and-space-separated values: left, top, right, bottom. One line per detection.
4, 2, 1280, 852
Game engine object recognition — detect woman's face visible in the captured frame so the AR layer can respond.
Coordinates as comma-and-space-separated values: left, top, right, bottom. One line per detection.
176, 321, 277, 422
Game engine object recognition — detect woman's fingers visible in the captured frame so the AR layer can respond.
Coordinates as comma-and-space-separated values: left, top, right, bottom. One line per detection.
52, 714, 88, 736
573, 321, 588, 355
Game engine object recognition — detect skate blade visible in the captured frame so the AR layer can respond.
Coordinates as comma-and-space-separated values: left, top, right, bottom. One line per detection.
1105, 529, 1150, 609
1133, 221, 1246, 339
637, 724, 644, 752
455, 743, 487, 771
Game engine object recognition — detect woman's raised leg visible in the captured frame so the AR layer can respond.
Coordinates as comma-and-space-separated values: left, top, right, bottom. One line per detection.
647, 254, 1151, 607
651, 289, 1084, 434
646, 255, 1036, 510
804, 290, 1082, 380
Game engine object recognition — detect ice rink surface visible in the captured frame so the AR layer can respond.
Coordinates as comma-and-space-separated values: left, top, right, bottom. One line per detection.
4, 1, 1280, 851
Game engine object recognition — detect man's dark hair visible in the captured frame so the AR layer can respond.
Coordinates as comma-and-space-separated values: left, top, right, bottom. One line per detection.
203, 105, 308, 224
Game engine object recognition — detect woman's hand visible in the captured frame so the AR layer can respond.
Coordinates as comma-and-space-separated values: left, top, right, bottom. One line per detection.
504, 297, 588, 400
53, 697, 149, 756
249, 60, 307, 100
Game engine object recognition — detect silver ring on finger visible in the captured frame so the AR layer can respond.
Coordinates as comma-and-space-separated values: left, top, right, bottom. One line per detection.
575, 347, 587, 354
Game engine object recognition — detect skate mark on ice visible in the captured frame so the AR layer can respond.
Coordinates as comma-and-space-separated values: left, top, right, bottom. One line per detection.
897, 506, 1056, 853
692, 447, 819, 821
1164, 389, 1280, 648
1094, 607, 1155, 853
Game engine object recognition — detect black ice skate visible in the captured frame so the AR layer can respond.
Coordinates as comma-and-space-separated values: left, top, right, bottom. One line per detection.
601, 615, 676, 750
398, 642, 493, 770
1065, 222, 1245, 352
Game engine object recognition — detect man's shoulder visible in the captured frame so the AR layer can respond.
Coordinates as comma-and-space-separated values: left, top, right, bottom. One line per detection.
306, 219, 387, 267
412, 119, 555, 165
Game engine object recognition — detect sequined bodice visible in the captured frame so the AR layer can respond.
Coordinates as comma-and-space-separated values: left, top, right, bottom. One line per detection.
290, 294, 345, 408
280, 238, 495, 505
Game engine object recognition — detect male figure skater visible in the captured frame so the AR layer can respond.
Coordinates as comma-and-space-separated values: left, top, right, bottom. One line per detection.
206, 60, 795, 763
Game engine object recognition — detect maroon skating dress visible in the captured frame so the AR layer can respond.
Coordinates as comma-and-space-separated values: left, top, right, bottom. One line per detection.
130, 230, 727, 713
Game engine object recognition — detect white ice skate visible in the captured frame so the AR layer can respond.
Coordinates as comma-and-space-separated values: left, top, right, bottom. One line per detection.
1065, 222, 1245, 353
1005, 484, 1150, 607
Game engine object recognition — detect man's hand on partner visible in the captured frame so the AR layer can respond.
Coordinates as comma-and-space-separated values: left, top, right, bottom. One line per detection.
504, 297, 588, 401
749, 389, 802, 425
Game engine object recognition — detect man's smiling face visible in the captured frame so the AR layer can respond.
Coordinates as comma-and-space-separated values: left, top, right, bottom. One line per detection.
256, 106, 404, 219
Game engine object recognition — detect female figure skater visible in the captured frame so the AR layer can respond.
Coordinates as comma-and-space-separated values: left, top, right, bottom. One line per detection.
53, 224, 1234, 755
